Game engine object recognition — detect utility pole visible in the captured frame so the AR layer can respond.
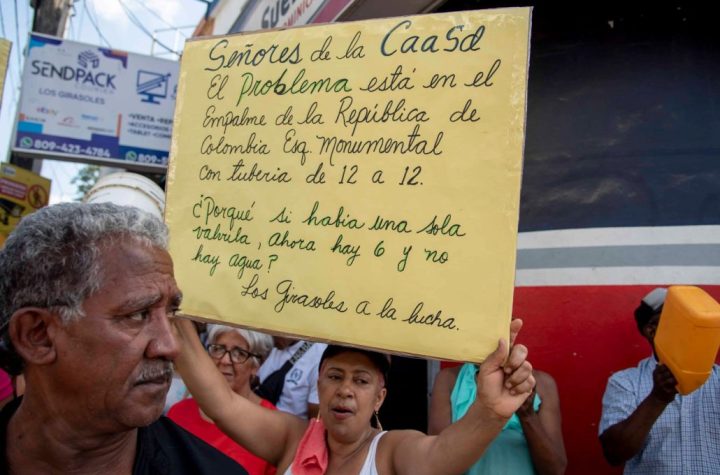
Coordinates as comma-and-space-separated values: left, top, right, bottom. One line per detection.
10, 0, 73, 170
31, 0, 72, 36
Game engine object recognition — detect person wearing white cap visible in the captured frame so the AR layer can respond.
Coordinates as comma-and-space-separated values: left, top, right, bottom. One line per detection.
598, 287, 720, 474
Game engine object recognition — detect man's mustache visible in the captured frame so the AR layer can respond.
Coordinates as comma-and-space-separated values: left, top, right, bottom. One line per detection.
135, 362, 173, 385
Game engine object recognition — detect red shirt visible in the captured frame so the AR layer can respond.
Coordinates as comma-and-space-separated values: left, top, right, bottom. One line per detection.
168, 398, 277, 475
0, 371, 12, 401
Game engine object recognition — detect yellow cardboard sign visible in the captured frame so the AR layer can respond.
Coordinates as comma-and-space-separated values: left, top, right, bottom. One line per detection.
0, 163, 51, 238
166, 8, 531, 362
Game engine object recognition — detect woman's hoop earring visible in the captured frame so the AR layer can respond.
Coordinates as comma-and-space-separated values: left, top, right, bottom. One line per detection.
373, 410, 383, 431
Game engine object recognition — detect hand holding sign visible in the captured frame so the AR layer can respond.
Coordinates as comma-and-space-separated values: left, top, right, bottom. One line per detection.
474, 319, 535, 418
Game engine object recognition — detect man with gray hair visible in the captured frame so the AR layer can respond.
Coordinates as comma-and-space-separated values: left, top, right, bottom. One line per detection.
0, 203, 247, 474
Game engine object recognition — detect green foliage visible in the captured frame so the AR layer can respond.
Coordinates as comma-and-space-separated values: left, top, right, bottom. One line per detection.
71, 165, 101, 201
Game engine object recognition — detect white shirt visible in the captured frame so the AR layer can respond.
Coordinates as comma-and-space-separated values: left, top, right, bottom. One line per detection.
257, 341, 327, 418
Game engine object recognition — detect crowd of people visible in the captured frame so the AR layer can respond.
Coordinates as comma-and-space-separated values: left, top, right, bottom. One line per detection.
0, 202, 716, 475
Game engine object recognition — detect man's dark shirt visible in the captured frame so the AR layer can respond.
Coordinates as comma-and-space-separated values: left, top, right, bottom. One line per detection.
0, 397, 249, 474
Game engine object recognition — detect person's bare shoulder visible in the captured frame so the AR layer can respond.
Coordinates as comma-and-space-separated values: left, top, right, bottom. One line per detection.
383, 429, 425, 444
377, 429, 427, 472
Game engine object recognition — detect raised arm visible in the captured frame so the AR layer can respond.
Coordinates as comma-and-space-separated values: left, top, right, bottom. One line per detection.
599, 364, 677, 465
172, 318, 306, 465
517, 371, 567, 475
427, 366, 459, 435
392, 319, 536, 475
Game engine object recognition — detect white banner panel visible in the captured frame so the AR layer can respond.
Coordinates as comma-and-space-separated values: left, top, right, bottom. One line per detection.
13, 34, 178, 170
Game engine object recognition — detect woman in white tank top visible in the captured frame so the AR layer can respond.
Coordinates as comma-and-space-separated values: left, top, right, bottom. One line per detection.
175, 319, 535, 475
283, 431, 386, 475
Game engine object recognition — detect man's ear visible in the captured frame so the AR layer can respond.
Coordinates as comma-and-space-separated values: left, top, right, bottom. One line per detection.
8, 308, 60, 366
640, 323, 655, 342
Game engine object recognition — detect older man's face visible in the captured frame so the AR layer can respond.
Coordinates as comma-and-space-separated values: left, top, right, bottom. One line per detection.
53, 239, 181, 431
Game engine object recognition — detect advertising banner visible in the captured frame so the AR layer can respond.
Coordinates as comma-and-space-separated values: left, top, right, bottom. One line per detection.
166, 8, 532, 362
13, 34, 178, 170
0, 163, 51, 240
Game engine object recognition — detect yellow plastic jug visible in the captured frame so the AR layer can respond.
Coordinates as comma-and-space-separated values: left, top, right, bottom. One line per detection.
655, 286, 720, 395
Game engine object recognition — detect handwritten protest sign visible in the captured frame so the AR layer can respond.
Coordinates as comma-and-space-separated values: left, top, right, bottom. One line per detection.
165, 8, 531, 362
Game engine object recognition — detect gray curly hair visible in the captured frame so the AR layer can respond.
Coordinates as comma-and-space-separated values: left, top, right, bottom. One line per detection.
206, 324, 274, 368
0, 202, 168, 328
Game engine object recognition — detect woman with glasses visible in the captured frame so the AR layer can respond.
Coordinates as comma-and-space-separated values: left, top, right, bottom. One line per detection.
168, 324, 276, 475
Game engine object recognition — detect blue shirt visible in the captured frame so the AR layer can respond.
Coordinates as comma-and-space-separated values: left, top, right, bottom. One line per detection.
599, 356, 720, 474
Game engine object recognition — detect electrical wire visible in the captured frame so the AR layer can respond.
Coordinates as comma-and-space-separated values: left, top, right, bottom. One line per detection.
24, 0, 32, 31
4, 67, 18, 105
77, 0, 86, 40
127, 0, 187, 37
0, 1, 7, 38
13, 0, 30, 98
55, 160, 77, 182
22, 1, 33, 81
115, 0, 179, 55
84, 0, 111, 47
12, 0, 22, 74
67, 5, 75, 39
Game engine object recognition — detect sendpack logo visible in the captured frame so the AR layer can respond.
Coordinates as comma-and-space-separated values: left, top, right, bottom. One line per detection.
78, 50, 100, 69
30, 48, 116, 89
